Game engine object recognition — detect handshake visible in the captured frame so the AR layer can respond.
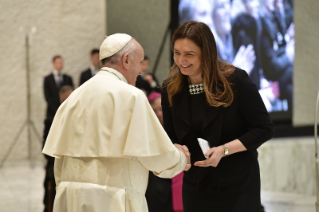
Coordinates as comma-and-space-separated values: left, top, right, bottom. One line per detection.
174, 144, 192, 171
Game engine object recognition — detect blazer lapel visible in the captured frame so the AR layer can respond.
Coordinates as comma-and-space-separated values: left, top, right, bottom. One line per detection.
203, 104, 223, 147
49, 74, 59, 90
174, 88, 190, 126
203, 105, 221, 129
172, 79, 191, 143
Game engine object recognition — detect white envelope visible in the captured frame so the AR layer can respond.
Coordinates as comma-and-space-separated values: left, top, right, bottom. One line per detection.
197, 138, 211, 159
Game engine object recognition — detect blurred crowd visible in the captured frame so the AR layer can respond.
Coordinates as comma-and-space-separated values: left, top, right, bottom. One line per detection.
179, 0, 294, 112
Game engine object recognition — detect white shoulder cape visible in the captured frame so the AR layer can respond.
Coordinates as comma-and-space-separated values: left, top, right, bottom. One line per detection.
43, 68, 175, 158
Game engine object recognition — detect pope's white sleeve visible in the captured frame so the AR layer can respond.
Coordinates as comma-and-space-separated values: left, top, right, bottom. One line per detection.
54, 156, 63, 186
137, 148, 186, 179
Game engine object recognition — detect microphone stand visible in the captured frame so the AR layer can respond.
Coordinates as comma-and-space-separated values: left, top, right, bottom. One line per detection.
0, 28, 42, 168
315, 90, 319, 211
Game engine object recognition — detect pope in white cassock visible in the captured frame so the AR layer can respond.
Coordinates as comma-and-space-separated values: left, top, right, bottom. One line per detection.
42, 33, 191, 212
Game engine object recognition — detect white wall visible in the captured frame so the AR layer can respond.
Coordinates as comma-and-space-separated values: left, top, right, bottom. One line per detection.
259, 137, 316, 195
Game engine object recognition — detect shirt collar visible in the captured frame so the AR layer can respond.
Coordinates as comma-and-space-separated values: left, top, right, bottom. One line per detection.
90, 64, 99, 76
53, 69, 61, 76
100, 67, 128, 83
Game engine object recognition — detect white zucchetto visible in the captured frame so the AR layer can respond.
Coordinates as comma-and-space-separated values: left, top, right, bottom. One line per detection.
99, 33, 132, 60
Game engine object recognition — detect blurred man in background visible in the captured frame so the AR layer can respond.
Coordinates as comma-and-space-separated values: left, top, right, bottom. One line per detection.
79, 49, 100, 86
42, 56, 73, 212
136, 56, 161, 95
43, 55, 74, 119
43, 85, 74, 212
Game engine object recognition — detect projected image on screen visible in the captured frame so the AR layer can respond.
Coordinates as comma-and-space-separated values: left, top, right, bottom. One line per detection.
178, 0, 294, 114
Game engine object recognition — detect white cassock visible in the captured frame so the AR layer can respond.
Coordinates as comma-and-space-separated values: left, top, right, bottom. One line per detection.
42, 67, 187, 212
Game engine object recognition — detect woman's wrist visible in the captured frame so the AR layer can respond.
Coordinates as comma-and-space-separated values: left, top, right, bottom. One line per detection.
217, 145, 226, 157
221, 144, 229, 157
222, 139, 246, 156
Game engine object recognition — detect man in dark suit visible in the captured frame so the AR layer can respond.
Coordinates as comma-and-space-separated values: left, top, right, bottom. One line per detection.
135, 55, 161, 95
79, 49, 100, 86
43, 55, 73, 212
43, 55, 74, 118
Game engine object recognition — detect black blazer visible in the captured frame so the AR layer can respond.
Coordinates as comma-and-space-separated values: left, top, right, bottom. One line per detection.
161, 69, 273, 189
44, 73, 73, 118
79, 68, 93, 86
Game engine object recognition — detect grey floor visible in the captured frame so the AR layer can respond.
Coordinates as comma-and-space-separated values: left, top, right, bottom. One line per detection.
0, 160, 316, 212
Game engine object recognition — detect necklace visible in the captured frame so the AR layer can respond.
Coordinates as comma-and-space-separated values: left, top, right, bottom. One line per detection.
189, 83, 204, 95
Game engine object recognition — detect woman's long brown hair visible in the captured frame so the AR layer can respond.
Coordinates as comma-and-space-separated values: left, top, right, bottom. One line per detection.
164, 21, 234, 107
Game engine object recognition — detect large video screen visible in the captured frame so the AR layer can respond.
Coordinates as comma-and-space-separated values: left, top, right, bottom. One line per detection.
176, 0, 294, 121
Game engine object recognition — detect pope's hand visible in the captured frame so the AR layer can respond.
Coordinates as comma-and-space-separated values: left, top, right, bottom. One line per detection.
174, 144, 191, 171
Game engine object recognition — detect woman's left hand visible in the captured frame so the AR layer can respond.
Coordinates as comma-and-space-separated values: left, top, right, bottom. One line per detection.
194, 146, 224, 167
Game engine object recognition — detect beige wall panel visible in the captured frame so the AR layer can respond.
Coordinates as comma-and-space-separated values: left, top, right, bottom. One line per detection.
0, 0, 106, 162
107, 0, 171, 84
293, 0, 319, 126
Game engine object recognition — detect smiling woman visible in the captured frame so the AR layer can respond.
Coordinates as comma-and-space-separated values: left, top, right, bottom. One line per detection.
165, 21, 234, 108
173, 38, 202, 83
161, 21, 274, 212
